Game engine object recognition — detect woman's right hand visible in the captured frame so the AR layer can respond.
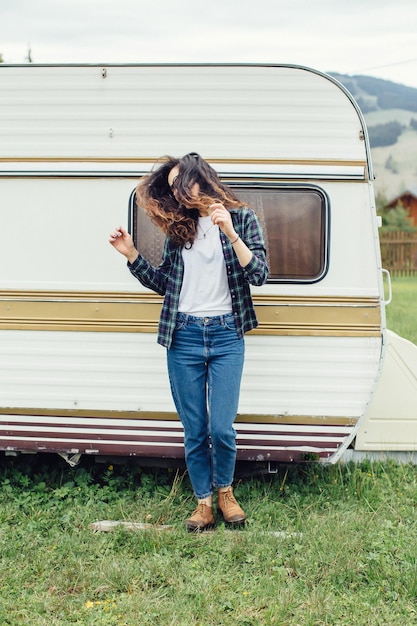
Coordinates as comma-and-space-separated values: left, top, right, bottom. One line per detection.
109, 226, 139, 263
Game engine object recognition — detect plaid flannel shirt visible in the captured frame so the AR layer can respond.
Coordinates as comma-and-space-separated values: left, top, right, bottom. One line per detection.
128, 207, 269, 348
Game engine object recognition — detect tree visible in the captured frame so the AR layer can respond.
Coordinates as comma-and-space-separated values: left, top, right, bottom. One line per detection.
368, 121, 404, 148
376, 193, 417, 233
385, 154, 399, 174
375, 190, 389, 214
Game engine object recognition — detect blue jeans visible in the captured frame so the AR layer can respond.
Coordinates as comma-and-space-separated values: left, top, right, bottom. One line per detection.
167, 313, 245, 499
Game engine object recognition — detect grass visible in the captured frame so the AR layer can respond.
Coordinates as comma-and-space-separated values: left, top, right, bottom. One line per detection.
0, 457, 417, 625
385, 275, 417, 344
1, 276, 416, 625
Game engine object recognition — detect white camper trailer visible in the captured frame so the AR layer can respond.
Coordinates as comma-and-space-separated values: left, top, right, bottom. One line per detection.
1, 63, 416, 467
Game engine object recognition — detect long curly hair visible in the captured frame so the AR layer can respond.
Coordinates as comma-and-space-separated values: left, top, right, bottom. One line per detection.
135, 152, 245, 246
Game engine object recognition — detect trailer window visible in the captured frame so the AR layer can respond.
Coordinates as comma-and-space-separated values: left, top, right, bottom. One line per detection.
236, 187, 329, 283
130, 185, 329, 283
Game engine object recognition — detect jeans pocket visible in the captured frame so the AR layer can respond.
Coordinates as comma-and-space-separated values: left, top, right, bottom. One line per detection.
223, 315, 237, 331
175, 318, 187, 331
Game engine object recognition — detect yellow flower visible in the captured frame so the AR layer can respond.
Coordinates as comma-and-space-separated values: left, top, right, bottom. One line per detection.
108, 465, 114, 471
85, 601, 95, 609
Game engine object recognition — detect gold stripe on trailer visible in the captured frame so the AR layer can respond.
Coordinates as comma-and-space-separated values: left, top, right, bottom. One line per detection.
0, 157, 367, 182
0, 291, 381, 337
0, 407, 357, 427
0, 156, 367, 167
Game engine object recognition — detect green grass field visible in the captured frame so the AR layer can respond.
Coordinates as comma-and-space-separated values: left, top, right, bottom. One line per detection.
0, 457, 416, 625
0, 277, 416, 625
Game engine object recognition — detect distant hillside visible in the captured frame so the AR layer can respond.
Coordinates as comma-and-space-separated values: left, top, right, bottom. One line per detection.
329, 73, 417, 114
330, 73, 417, 199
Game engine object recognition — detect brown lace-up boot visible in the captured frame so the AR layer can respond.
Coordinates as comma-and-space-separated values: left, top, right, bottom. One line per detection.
217, 487, 246, 525
186, 502, 215, 532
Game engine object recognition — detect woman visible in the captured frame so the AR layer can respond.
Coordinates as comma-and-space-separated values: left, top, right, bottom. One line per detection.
109, 152, 269, 531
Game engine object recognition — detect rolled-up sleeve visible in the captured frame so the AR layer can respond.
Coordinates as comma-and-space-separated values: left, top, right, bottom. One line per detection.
242, 253, 268, 286
240, 209, 269, 286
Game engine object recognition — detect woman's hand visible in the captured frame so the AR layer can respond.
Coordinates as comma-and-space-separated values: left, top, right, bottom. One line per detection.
109, 226, 139, 264
209, 203, 237, 241
209, 203, 253, 267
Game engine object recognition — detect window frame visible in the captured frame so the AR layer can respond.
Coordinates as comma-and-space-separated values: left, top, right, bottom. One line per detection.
128, 182, 330, 285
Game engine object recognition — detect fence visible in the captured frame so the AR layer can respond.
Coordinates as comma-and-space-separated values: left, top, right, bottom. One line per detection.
379, 231, 417, 276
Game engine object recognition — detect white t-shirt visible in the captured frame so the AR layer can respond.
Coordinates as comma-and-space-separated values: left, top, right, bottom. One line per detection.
178, 216, 233, 316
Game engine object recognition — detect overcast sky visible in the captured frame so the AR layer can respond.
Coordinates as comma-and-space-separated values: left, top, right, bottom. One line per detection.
1, 0, 417, 89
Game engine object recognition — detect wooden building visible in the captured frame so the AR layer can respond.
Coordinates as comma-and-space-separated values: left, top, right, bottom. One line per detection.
386, 187, 417, 226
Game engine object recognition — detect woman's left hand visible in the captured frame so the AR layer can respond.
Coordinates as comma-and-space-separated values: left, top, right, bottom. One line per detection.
209, 203, 238, 242
209, 202, 253, 267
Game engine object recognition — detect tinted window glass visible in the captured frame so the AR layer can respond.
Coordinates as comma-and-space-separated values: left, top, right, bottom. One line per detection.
236, 187, 329, 282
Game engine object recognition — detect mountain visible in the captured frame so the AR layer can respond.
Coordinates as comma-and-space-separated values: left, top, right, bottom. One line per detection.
329, 73, 417, 200
329, 73, 417, 114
